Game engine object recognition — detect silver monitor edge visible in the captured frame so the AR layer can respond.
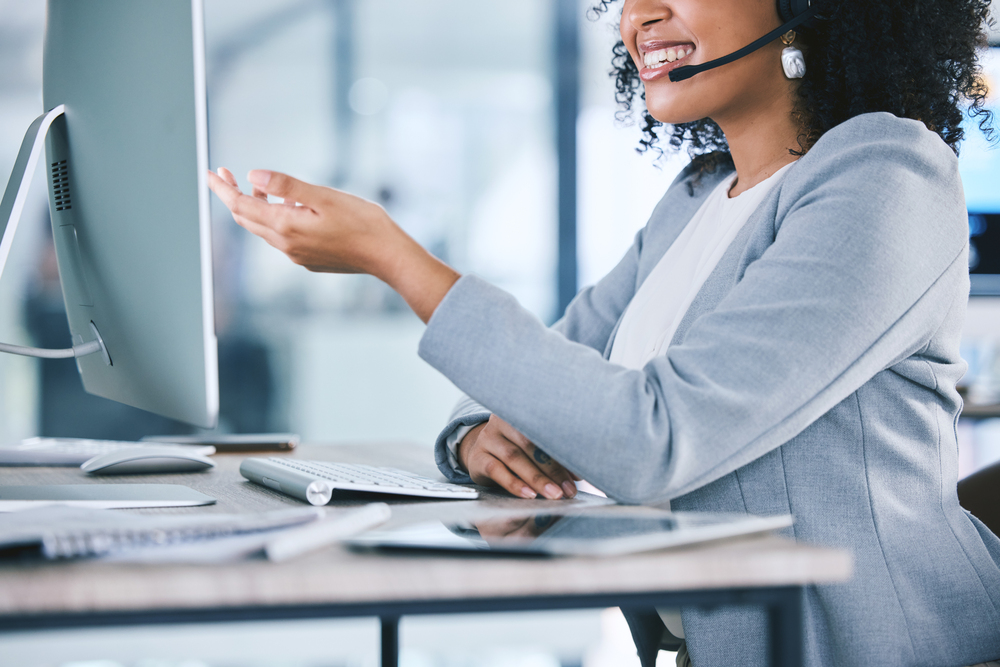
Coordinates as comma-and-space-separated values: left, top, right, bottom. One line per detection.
41, 0, 218, 428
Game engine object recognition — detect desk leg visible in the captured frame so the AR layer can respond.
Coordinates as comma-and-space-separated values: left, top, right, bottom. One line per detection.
381, 615, 400, 667
768, 587, 804, 667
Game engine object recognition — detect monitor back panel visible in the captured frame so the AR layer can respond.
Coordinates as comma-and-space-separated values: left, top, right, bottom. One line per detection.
42, 0, 218, 427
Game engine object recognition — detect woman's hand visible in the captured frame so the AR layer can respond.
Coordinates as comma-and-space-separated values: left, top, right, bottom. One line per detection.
208, 168, 459, 323
458, 415, 578, 500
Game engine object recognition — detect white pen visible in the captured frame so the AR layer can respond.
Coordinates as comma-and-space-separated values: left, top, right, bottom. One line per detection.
264, 502, 392, 563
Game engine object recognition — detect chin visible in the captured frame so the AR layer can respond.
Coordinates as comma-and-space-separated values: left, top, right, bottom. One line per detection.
647, 108, 706, 127
642, 92, 707, 127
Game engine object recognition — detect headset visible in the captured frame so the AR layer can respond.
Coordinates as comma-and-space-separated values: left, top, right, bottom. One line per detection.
669, 0, 822, 82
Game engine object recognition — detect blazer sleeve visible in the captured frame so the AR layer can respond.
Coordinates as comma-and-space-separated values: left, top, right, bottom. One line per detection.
420, 113, 970, 503
433, 221, 648, 481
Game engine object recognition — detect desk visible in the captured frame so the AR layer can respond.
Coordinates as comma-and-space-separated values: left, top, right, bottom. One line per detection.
0, 443, 851, 667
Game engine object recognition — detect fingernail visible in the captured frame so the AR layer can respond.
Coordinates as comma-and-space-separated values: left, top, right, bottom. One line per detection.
520, 487, 537, 499
543, 483, 563, 500
247, 169, 271, 187
562, 481, 577, 498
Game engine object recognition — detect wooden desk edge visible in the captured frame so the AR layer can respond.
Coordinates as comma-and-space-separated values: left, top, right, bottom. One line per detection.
0, 536, 852, 616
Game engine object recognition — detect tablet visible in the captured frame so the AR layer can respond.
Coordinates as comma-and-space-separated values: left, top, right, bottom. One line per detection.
347, 510, 793, 557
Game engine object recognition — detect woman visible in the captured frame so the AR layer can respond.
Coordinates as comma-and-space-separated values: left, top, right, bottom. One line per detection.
208, 0, 1000, 664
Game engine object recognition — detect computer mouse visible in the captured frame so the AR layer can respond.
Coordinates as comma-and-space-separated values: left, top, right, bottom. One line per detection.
81, 446, 216, 475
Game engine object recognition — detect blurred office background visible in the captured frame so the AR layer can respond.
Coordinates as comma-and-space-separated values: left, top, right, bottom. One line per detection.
0, 1, 999, 666
0, 0, 683, 448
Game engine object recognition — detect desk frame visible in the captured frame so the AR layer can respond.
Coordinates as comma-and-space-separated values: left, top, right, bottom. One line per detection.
0, 585, 804, 667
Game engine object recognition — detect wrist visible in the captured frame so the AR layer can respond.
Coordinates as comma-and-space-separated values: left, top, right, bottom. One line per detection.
457, 422, 487, 472
362, 209, 412, 281
374, 229, 460, 324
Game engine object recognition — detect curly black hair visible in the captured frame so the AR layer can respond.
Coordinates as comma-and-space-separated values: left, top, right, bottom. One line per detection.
591, 0, 995, 169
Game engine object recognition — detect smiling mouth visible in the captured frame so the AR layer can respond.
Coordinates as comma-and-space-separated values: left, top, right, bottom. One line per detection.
641, 44, 696, 72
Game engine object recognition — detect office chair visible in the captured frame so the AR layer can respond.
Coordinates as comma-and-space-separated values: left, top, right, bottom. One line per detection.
958, 461, 1000, 536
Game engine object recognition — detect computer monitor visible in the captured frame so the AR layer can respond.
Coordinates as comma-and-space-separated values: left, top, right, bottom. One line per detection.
961, 46, 1000, 295
0, 0, 218, 428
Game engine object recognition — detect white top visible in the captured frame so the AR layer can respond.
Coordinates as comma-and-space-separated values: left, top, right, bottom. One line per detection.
609, 162, 794, 370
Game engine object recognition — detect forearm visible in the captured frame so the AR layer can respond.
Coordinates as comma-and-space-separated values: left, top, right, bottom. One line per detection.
372, 230, 461, 324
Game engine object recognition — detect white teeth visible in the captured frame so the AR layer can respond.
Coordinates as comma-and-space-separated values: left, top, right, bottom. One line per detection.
643, 47, 692, 69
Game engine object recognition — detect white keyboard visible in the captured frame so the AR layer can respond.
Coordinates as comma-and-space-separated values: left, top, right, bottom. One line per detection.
0, 437, 216, 466
240, 457, 479, 505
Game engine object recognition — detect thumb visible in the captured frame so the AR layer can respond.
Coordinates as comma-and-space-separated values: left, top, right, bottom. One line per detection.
248, 170, 320, 207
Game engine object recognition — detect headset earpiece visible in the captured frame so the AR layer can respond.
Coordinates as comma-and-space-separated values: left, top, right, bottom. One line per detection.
777, 0, 795, 24
777, 0, 812, 23
778, 0, 820, 31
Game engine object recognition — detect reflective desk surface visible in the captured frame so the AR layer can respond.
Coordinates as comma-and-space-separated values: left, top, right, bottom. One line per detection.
0, 442, 852, 667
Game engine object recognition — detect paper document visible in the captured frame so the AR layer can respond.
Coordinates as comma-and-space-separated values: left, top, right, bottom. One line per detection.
0, 505, 322, 561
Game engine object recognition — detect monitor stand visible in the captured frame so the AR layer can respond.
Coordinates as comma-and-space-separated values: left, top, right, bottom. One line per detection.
0, 105, 110, 364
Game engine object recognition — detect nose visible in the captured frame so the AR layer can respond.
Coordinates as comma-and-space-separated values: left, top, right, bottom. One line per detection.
625, 0, 671, 31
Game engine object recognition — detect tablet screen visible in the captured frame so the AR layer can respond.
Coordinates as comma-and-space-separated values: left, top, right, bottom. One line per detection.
349, 510, 792, 557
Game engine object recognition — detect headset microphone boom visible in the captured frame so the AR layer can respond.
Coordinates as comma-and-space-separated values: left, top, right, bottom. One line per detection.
668, 0, 821, 82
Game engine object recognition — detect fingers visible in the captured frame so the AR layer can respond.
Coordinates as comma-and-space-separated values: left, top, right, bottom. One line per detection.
469, 452, 539, 499
466, 421, 566, 500
493, 418, 577, 498
208, 169, 253, 226
217, 166, 268, 203
208, 170, 301, 227
217, 167, 238, 188
208, 169, 259, 214
496, 441, 568, 500
528, 445, 578, 498
207, 170, 300, 250
248, 169, 322, 208
459, 417, 579, 501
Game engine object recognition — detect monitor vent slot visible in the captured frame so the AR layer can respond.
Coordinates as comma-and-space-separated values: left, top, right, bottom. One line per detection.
51, 160, 72, 212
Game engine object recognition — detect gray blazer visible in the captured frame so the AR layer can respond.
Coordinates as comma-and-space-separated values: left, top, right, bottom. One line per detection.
419, 113, 1000, 666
